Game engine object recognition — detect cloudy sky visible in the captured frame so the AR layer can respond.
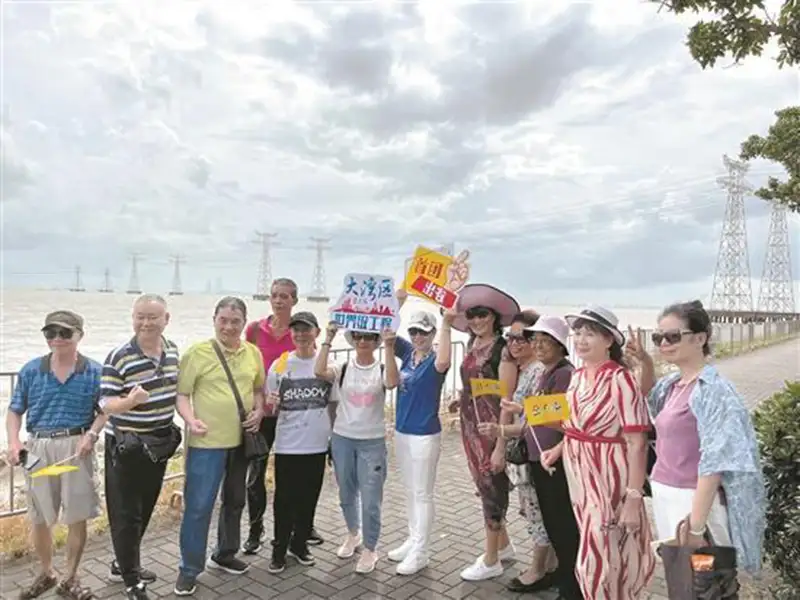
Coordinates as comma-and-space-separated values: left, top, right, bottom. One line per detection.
3, 0, 798, 308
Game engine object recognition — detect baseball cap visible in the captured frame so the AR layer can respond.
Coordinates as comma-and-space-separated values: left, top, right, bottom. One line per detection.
41, 310, 84, 333
289, 311, 319, 329
408, 311, 437, 333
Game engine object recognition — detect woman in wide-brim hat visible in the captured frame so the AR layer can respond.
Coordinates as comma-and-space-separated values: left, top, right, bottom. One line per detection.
447, 284, 522, 582
540, 304, 655, 599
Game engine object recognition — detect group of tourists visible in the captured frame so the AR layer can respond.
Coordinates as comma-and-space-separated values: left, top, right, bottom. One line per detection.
5, 276, 767, 600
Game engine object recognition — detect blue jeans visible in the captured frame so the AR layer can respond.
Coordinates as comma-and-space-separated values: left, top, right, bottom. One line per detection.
330, 433, 387, 551
179, 446, 247, 578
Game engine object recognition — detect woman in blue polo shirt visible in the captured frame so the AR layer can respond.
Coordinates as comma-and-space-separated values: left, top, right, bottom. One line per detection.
387, 291, 453, 576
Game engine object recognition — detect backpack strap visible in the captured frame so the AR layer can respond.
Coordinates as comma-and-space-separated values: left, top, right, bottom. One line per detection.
338, 361, 386, 389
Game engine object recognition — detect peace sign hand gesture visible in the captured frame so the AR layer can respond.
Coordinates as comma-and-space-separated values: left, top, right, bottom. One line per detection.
624, 325, 649, 365
445, 250, 470, 292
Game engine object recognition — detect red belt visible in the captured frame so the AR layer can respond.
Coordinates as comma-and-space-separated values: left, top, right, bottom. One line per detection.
563, 427, 624, 445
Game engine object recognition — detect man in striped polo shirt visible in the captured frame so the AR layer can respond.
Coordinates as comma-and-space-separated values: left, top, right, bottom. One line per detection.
100, 294, 181, 600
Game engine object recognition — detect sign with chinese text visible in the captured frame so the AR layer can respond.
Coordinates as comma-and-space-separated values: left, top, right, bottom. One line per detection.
330, 273, 400, 333
403, 245, 470, 309
524, 393, 570, 426
470, 378, 509, 398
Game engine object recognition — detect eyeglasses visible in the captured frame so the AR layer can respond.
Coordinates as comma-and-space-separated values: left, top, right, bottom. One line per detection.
408, 328, 431, 337
506, 333, 533, 344
465, 307, 490, 320
351, 333, 379, 343
44, 327, 73, 340
651, 329, 693, 346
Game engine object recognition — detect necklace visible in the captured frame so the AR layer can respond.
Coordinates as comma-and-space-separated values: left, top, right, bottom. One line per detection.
412, 350, 432, 368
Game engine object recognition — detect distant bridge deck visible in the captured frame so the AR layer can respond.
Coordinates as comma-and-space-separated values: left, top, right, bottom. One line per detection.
707, 309, 800, 323
2, 339, 798, 599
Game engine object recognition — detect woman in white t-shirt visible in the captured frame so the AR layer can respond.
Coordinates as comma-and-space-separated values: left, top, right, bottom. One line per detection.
314, 322, 399, 574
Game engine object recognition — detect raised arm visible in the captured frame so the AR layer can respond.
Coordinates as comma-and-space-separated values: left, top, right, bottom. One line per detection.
381, 329, 400, 390
314, 322, 339, 382
435, 309, 454, 373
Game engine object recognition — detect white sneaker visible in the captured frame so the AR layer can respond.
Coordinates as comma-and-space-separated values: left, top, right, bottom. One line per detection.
387, 538, 414, 563
396, 551, 429, 576
337, 533, 362, 559
460, 555, 503, 581
499, 540, 516, 562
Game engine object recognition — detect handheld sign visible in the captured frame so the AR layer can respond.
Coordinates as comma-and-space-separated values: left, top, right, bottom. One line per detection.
274, 351, 290, 375
470, 378, 509, 398
330, 273, 400, 333
403, 245, 470, 309
524, 393, 570, 426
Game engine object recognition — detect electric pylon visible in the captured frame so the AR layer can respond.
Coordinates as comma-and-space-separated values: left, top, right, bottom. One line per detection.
127, 253, 143, 294
169, 254, 185, 296
253, 232, 278, 300
709, 155, 754, 312
757, 204, 795, 313
308, 237, 331, 302
69, 266, 85, 292
99, 268, 113, 293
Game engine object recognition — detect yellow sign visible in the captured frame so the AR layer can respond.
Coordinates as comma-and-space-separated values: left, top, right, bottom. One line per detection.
274, 351, 290, 375
403, 245, 470, 309
470, 378, 508, 398
31, 465, 79, 478
524, 393, 570, 426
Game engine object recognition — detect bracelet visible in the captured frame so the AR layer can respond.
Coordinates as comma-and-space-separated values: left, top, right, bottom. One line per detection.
500, 424, 506, 439
321, 342, 332, 347
689, 524, 707, 536
625, 488, 643, 499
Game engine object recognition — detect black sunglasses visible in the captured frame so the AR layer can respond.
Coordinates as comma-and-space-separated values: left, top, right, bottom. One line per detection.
408, 328, 432, 337
43, 327, 73, 340
651, 329, 693, 346
465, 307, 490, 320
506, 332, 533, 344
351, 332, 379, 342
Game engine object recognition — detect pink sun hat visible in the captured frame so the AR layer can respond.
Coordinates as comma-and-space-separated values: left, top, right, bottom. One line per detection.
449, 283, 520, 333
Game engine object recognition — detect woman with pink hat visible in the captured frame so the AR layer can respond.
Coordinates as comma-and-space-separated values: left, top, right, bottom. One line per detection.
447, 284, 521, 582
540, 306, 655, 600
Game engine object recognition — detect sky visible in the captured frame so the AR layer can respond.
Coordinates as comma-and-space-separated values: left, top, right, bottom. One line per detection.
2, 0, 799, 309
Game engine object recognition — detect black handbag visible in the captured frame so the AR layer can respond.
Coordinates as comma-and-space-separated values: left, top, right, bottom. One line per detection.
658, 515, 740, 599
505, 434, 529, 466
113, 423, 182, 464
211, 341, 269, 461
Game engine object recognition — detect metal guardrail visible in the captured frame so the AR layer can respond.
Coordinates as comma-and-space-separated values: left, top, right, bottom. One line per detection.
1, 319, 798, 519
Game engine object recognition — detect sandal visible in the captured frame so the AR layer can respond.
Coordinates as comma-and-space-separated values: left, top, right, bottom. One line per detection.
18, 573, 57, 599
55, 577, 95, 600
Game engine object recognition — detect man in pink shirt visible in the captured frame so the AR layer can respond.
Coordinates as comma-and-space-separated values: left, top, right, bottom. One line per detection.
242, 278, 326, 553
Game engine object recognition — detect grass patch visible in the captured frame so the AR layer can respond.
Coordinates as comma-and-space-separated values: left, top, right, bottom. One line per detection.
713, 333, 798, 359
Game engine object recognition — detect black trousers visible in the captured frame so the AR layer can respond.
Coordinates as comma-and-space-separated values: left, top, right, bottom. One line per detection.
245, 417, 276, 537
104, 434, 168, 587
530, 459, 584, 600
213, 445, 249, 561
272, 452, 327, 556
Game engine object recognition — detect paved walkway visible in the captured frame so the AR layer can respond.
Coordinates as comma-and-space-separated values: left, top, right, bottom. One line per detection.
2, 339, 797, 599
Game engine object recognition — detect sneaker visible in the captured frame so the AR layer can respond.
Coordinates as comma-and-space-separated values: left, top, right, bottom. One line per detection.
499, 540, 516, 562
387, 538, 414, 563
173, 573, 196, 596
396, 551, 428, 576
206, 555, 249, 575
336, 533, 362, 559
241, 531, 264, 555
307, 527, 324, 546
109, 561, 157, 584
460, 556, 504, 581
355, 549, 379, 574
287, 546, 315, 566
268, 553, 287, 574
125, 582, 149, 600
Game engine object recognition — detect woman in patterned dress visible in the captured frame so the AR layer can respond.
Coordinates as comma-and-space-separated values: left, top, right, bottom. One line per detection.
446, 284, 521, 582
541, 306, 655, 600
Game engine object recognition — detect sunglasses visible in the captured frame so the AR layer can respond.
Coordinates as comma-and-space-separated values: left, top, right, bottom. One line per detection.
408, 328, 432, 337
651, 329, 693, 346
465, 307, 490, 320
350, 332, 379, 343
43, 327, 74, 340
506, 332, 533, 344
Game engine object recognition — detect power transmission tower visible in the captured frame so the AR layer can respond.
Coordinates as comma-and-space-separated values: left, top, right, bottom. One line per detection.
69, 265, 85, 292
308, 237, 331, 302
253, 232, 278, 300
169, 254, 185, 296
709, 155, 754, 312
99, 268, 113, 293
757, 204, 795, 313
127, 253, 143, 294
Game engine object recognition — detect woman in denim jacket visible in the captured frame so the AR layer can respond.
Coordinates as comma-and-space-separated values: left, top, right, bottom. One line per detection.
629, 300, 765, 574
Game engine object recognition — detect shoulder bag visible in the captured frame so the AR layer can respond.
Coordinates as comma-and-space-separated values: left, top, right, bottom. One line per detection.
211, 341, 269, 460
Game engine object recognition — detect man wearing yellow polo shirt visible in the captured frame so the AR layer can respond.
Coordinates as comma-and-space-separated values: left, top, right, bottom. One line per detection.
173, 297, 266, 596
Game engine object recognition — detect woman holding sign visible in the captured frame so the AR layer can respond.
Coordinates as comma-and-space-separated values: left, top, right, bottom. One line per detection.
448, 284, 520, 582
540, 306, 654, 600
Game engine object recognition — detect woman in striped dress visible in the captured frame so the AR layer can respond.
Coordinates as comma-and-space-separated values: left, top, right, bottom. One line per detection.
541, 306, 654, 600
